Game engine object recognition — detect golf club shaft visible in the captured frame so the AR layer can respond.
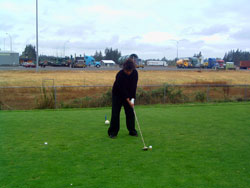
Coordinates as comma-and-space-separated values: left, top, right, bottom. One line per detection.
133, 108, 146, 148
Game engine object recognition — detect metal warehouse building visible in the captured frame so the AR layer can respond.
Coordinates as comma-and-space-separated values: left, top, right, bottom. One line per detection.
0, 51, 19, 66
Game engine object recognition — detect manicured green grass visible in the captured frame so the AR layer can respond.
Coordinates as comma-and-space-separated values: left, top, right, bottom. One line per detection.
1, 103, 250, 188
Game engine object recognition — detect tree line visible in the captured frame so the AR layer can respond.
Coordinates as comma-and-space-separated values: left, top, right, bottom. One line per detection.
223, 49, 250, 66
93, 48, 121, 63
20, 44, 250, 66
20, 45, 122, 63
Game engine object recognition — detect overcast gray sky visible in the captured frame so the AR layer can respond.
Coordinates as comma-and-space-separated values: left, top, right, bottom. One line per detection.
0, 0, 250, 59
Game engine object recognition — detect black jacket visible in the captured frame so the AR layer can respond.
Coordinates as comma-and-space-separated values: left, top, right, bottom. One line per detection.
112, 69, 138, 99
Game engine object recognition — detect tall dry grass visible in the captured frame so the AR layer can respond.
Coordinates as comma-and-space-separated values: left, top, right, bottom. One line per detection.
1, 70, 250, 87
1, 70, 250, 110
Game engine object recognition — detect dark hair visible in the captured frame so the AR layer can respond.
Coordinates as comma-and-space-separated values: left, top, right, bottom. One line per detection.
123, 58, 135, 71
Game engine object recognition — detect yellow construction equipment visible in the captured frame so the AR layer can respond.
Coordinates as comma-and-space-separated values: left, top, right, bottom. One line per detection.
176, 58, 190, 68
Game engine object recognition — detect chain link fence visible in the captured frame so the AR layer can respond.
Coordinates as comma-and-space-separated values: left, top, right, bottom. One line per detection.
0, 84, 250, 110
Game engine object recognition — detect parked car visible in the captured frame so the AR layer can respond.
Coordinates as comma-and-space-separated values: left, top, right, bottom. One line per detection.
23, 62, 36, 68
39, 61, 48, 68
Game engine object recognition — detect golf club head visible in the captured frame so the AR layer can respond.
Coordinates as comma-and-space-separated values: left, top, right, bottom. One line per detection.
142, 146, 148, 151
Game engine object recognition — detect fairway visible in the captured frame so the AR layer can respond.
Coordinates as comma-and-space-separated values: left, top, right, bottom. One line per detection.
1, 103, 250, 188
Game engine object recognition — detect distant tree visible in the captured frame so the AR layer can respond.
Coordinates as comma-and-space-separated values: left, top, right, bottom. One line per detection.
194, 51, 202, 58
167, 60, 176, 66
39, 55, 60, 62
161, 57, 167, 61
146, 58, 160, 61
93, 50, 104, 61
21, 44, 36, 60
104, 48, 121, 63
223, 49, 250, 66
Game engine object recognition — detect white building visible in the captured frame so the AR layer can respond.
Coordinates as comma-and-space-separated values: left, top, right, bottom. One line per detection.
0, 51, 19, 66
101, 60, 116, 66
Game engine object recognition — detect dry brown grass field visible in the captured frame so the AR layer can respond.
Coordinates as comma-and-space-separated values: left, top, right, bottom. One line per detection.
1, 70, 250, 110
1, 70, 250, 87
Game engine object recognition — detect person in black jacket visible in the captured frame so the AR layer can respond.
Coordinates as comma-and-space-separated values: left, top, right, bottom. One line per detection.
108, 58, 138, 138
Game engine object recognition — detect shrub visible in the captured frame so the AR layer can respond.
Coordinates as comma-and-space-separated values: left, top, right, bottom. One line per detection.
36, 86, 55, 109
136, 88, 152, 105
195, 91, 206, 102
0, 100, 2, 110
165, 86, 184, 103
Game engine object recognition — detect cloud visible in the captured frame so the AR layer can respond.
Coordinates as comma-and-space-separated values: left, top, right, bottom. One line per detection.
0, 23, 13, 31
54, 24, 97, 37
1, 0, 250, 59
140, 32, 176, 44
189, 25, 230, 36
231, 28, 250, 41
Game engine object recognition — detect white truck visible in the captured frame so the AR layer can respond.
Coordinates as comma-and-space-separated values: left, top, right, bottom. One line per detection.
146, 61, 168, 66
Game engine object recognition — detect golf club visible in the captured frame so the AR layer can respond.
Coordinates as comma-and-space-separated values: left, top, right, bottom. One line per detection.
131, 98, 149, 151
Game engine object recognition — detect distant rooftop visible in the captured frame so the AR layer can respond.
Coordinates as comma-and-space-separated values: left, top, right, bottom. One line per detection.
0, 51, 19, 54
101, 60, 115, 64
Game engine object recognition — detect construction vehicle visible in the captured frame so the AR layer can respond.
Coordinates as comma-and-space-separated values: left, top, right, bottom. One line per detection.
177, 57, 200, 68
71, 55, 101, 68
84, 55, 101, 68
202, 58, 224, 69
207, 58, 217, 69
202, 59, 209, 68
189, 57, 200, 68
176, 57, 199, 68
176, 58, 190, 68
48, 57, 71, 67
226, 62, 236, 70
214, 60, 226, 70
71, 59, 86, 68
240, 61, 250, 69
118, 54, 144, 68
176, 59, 183, 68
19, 57, 34, 65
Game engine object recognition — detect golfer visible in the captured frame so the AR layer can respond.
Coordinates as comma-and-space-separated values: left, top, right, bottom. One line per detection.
108, 58, 138, 138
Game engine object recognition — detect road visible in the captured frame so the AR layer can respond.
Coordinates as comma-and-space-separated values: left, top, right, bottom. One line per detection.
0, 65, 212, 71
0, 65, 177, 71
0, 65, 248, 71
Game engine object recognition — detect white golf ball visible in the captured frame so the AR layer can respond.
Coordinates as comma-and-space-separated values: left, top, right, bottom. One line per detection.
105, 120, 110, 125
44, 142, 48, 145
149, 145, 152, 149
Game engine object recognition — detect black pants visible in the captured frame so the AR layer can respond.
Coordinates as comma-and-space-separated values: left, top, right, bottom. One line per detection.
108, 95, 137, 136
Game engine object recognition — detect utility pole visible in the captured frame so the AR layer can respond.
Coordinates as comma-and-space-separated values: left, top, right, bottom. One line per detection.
3, 38, 5, 51
176, 40, 179, 60
6, 33, 12, 51
170, 39, 180, 61
36, 0, 39, 72
63, 41, 69, 57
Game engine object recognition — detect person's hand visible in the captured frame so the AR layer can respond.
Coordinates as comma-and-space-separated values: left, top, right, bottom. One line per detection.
126, 98, 134, 108
130, 101, 134, 108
